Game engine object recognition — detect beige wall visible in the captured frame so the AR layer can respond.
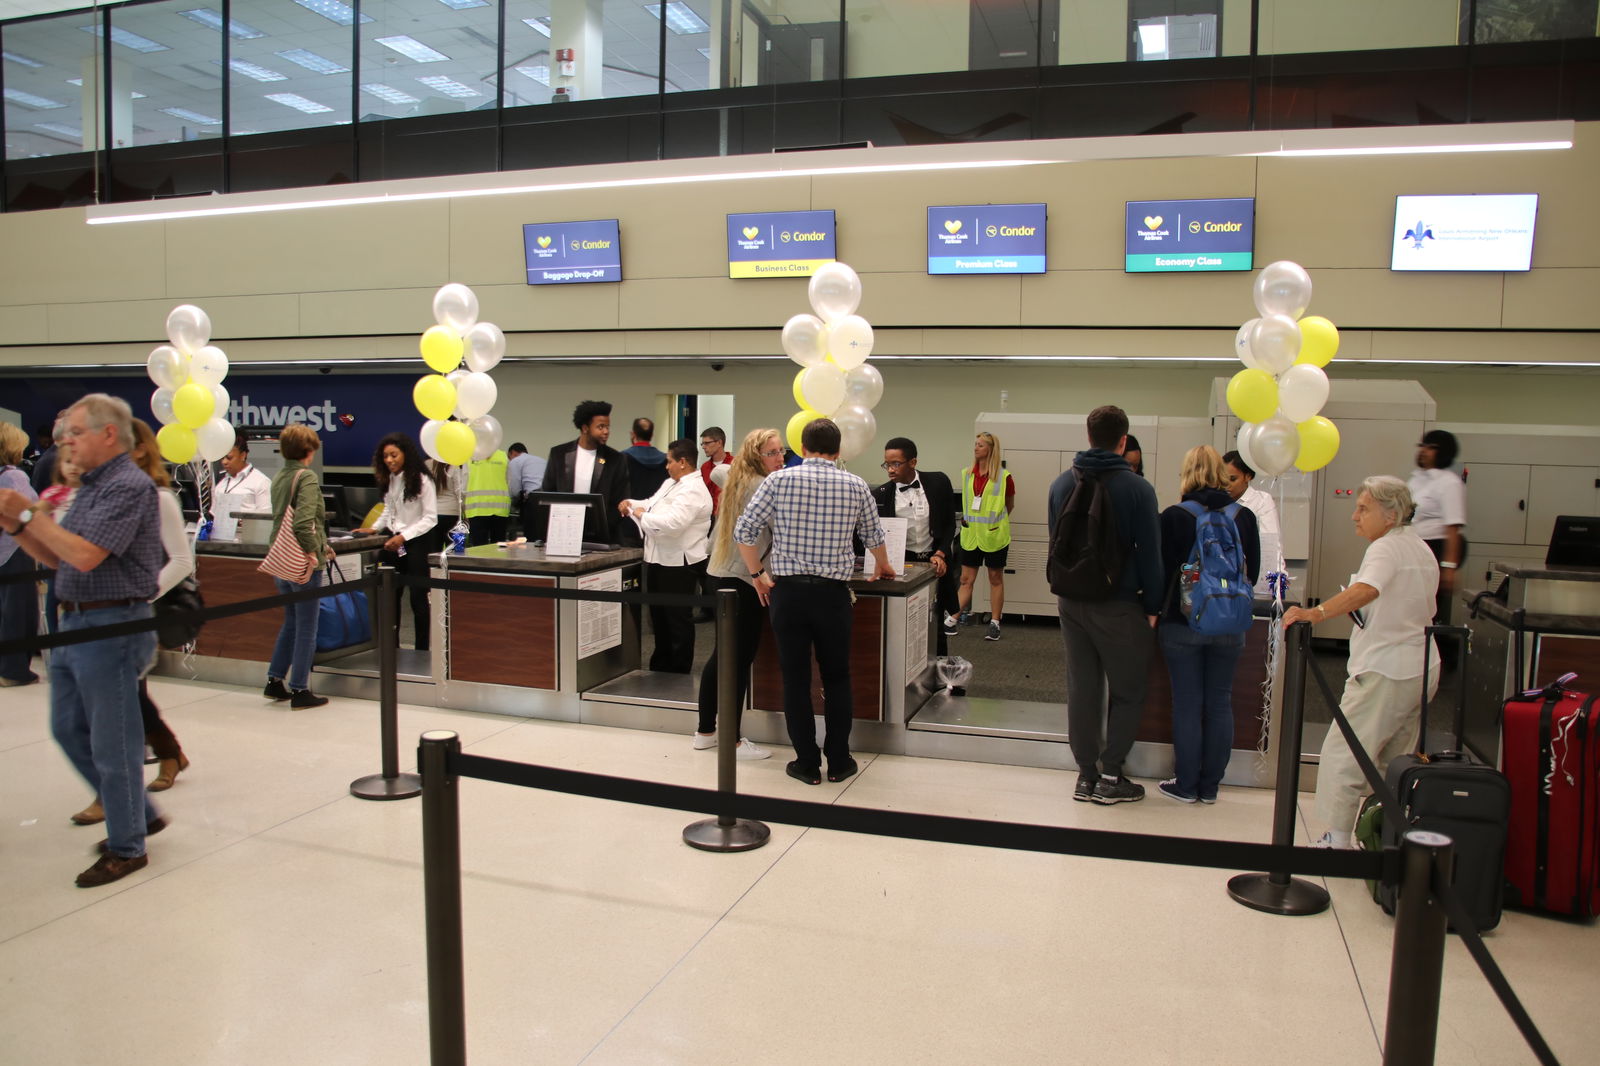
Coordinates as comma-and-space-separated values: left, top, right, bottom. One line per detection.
1257, 0, 1461, 53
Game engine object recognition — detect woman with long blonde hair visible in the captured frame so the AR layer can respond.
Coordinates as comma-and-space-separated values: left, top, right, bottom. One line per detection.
0, 422, 40, 688
693, 427, 785, 759
955, 431, 1015, 641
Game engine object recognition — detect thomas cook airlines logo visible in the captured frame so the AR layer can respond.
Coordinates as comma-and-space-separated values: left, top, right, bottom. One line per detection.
742, 226, 759, 240
536, 235, 551, 248
944, 220, 962, 234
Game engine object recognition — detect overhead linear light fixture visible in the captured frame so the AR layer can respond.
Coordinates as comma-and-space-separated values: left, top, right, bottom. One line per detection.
3, 50, 46, 68
515, 64, 550, 86
374, 36, 451, 63
84, 120, 1574, 226
436, 0, 490, 8
522, 17, 551, 37
220, 58, 289, 82
1242, 122, 1573, 157
34, 121, 84, 138
4, 87, 67, 109
266, 92, 335, 114
645, 2, 710, 35
361, 83, 421, 105
160, 106, 222, 125
178, 8, 266, 39
81, 24, 171, 53
275, 48, 350, 74
292, 0, 373, 27
66, 77, 146, 97
416, 75, 481, 99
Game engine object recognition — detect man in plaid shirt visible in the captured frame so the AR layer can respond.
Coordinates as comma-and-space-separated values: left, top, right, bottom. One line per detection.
734, 418, 892, 786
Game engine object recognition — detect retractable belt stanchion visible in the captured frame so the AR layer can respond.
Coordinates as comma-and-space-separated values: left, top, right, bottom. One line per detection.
352, 566, 422, 800
683, 586, 771, 852
419, 731, 467, 1066
1382, 830, 1454, 1066
1228, 619, 1332, 915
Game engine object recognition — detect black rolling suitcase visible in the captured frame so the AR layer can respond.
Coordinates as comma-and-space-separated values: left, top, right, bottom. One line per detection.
1372, 627, 1512, 932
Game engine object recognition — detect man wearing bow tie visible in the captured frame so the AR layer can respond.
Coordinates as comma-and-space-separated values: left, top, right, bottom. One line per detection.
872, 437, 958, 655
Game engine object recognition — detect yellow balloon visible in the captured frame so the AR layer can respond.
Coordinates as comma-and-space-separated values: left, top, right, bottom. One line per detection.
157, 422, 197, 463
785, 409, 818, 454
1226, 368, 1279, 424
792, 368, 807, 409
1295, 416, 1341, 472
172, 381, 215, 429
413, 374, 457, 422
436, 421, 476, 465
1296, 315, 1340, 367
421, 325, 464, 374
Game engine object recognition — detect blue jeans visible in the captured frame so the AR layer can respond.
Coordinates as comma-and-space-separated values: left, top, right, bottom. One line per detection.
0, 549, 39, 681
50, 602, 160, 858
1159, 623, 1245, 800
268, 571, 322, 691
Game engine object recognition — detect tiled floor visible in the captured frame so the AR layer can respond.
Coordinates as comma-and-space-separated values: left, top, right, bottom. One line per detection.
2, 673, 1595, 1065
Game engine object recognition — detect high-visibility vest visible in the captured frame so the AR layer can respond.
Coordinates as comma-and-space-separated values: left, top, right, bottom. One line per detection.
463, 450, 510, 518
959, 467, 1011, 553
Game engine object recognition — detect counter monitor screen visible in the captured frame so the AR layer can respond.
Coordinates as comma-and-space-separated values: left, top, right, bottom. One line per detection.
926, 203, 1047, 275
1390, 194, 1538, 272
1124, 197, 1255, 272
726, 210, 836, 278
523, 219, 622, 285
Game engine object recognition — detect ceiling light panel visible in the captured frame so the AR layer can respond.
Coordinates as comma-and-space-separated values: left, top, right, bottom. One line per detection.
292, 0, 373, 26
222, 58, 289, 82
160, 106, 222, 124
33, 122, 83, 138
375, 36, 451, 63
436, 0, 491, 8
361, 83, 420, 105
3, 50, 45, 68
515, 64, 549, 85
522, 17, 552, 37
81, 24, 172, 54
4, 87, 67, 109
275, 48, 351, 74
178, 8, 265, 39
645, 3, 709, 35
265, 92, 335, 114
416, 75, 481, 98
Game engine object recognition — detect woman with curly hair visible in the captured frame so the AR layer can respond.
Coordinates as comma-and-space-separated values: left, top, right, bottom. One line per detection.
354, 432, 437, 651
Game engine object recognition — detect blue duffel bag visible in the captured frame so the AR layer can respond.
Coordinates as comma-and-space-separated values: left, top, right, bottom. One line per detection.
316, 562, 372, 651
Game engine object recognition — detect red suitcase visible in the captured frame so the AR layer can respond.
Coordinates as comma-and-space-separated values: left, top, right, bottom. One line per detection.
1501, 673, 1600, 917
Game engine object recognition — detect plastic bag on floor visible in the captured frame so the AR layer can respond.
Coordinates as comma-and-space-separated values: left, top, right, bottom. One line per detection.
936, 655, 973, 693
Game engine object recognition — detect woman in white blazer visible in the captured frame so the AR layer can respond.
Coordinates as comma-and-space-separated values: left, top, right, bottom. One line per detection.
620, 438, 712, 673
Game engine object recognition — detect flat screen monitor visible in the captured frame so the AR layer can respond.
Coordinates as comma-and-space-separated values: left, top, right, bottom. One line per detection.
1546, 515, 1600, 568
726, 209, 836, 278
926, 203, 1047, 275
524, 491, 615, 551
1390, 194, 1538, 272
1124, 197, 1255, 272
523, 219, 622, 285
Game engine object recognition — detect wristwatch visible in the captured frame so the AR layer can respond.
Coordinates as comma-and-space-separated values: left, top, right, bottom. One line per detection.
6, 507, 32, 535
750, 568, 767, 580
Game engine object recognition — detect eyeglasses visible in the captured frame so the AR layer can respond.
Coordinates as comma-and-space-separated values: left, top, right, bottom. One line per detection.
759, 448, 783, 458
880, 460, 909, 470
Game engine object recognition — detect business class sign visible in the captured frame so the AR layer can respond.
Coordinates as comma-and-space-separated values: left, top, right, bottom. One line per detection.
1124, 197, 1255, 273
726, 210, 836, 278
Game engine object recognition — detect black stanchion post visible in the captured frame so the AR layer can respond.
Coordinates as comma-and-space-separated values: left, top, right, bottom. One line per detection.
1228, 620, 1331, 915
352, 567, 421, 800
683, 586, 771, 852
1382, 830, 1454, 1066
420, 730, 467, 1066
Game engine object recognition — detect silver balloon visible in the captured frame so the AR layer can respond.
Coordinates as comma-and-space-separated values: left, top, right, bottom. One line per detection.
1277, 364, 1330, 422
432, 283, 479, 334
463, 321, 505, 373
209, 382, 231, 422
1251, 414, 1300, 477
188, 345, 230, 387
781, 313, 829, 368
151, 387, 177, 426
419, 419, 445, 462
468, 413, 503, 460
165, 305, 212, 354
808, 262, 861, 323
195, 417, 235, 463
1252, 260, 1313, 320
1235, 421, 1260, 473
1248, 314, 1301, 376
147, 345, 187, 390
1234, 318, 1260, 370
843, 363, 883, 410
834, 402, 876, 461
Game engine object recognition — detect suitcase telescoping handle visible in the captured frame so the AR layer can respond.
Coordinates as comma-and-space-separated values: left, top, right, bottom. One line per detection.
1418, 624, 1471, 755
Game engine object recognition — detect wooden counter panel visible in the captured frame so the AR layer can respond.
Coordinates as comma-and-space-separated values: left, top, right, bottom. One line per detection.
447, 573, 556, 690
1138, 621, 1273, 748
751, 597, 883, 721
1533, 636, 1598, 686
193, 555, 283, 662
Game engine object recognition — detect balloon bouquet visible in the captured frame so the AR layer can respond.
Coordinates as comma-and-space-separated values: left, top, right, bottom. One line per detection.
149, 304, 234, 537
412, 283, 506, 466
780, 262, 883, 462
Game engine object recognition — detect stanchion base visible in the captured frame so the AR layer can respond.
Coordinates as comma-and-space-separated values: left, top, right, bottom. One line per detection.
1227, 872, 1331, 915
682, 818, 772, 852
350, 772, 422, 801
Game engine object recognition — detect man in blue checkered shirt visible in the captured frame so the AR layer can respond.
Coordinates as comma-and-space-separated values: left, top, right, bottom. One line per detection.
735, 418, 892, 786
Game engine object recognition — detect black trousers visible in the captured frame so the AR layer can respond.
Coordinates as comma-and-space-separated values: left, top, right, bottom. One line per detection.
138, 678, 182, 760
696, 576, 765, 734
468, 515, 507, 547
768, 577, 854, 769
378, 541, 432, 651
909, 551, 960, 657
646, 562, 699, 673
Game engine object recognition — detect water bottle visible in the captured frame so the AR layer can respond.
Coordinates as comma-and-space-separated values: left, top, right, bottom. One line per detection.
197, 517, 212, 542
448, 519, 468, 554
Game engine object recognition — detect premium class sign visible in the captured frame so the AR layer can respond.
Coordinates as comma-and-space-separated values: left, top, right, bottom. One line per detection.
927, 203, 1047, 275
1125, 198, 1255, 273
523, 219, 622, 285
726, 210, 836, 278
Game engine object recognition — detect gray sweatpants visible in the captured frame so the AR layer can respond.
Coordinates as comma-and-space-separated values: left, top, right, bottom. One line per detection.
1058, 597, 1153, 779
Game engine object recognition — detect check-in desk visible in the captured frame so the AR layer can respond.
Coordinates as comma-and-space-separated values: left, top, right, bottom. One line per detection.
1462, 563, 1600, 764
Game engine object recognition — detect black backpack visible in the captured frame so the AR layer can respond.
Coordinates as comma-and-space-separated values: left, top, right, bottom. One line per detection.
1047, 468, 1126, 601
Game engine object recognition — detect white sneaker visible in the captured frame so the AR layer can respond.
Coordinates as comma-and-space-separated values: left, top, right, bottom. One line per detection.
691, 732, 717, 750
736, 739, 771, 760
1309, 831, 1353, 849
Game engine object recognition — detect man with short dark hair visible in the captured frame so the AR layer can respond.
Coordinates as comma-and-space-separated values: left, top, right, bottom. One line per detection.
699, 426, 730, 514
735, 418, 892, 786
620, 438, 712, 673
873, 436, 958, 655
1046, 405, 1163, 806
538, 399, 629, 545
622, 417, 669, 500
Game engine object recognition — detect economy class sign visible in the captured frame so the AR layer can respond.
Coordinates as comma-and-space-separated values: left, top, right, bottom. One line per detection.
1124, 198, 1255, 273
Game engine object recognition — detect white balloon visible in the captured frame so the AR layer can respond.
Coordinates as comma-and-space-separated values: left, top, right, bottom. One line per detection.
433, 283, 479, 335
1252, 414, 1300, 477
834, 403, 877, 462
419, 419, 446, 462
166, 305, 211, 354
454, 372, 497, 421
151, 387, 177, 426
1235, 421, 1260, 474
468, 414, 503, 461
799, 364, 847, 418
447, 368, 470, 388
1249, 314, 1301, 376
188, 345, 230, 387
1278, 364, 1331, 422
463, 321, 505, 373
781, 313, 829, 368
843, 363, 884, 410
827, 314, 874, 370
1252, 260, 1313, 320
196, 417, 235, 462
1234, 318, 1260, 370
808, 262, 861, 323
147, 345, 188, 389
209, 382, 231, 421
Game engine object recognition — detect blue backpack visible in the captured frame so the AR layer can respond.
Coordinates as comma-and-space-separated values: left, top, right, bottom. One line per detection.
1175, 500, 1253, 636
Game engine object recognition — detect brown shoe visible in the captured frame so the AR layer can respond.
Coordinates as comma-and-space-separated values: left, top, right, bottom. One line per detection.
96, 815, 168, 855
70, 800, 105, 826
75, 851, 148, 887
148, 754, 190, 792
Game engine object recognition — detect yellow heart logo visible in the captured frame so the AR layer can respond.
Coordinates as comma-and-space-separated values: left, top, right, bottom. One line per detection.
742, 226, 759, 240
536, 235, 551, 248
944, 220, 962, 234
1144, 216, 1162, 230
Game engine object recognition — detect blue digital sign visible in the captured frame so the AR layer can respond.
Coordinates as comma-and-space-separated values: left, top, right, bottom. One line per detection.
522, 219, 622, 285
926, 203, 1047, 275
726, 210, 836, 278
1125, 198, 1255, 272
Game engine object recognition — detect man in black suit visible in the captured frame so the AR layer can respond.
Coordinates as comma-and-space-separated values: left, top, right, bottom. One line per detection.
873, 436, 959, 656
537, 399, 630, 546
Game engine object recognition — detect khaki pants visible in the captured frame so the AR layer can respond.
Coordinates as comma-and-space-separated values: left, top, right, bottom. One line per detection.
1314, 670, 1438, 835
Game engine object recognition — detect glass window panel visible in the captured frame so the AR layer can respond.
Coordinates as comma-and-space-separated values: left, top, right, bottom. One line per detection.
360, 0, 498, 122
1471, 0, 1600, 44
3, 12, 101, 160
502, 0, 663, 108
844, 0, 967, 79
503, 0, 556, 108
229, 0, 354, 136
658, 1, 712, 94
1255, 0, 1462, 55
717, 1, 841, 87
111, 0, 223, 147
600, 0, 664, 101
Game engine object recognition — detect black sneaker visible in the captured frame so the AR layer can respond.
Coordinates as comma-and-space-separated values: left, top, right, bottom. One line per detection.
1092, 776, 1145, 805
263, 679, 291, 701
941, 614, 959, 637
1073, 774, 1099, 802
290, 689, 329, 709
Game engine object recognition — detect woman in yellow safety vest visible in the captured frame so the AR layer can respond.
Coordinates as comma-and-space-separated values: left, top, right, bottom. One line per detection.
955, 431, 1015, 642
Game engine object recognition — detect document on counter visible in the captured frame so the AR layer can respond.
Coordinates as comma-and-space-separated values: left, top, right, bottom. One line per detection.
878, 516, 908, 576
576, 567, 622, 659
545, 503, 586, 557
212, 491, 242, 541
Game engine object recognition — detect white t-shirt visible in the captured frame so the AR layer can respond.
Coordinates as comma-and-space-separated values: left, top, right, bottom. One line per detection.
574, 445, 597, 494
1407, 467, 1466, 541
1348, 525, 1441, 681
216, 464, 272, 513
1239, 484, 1281, 594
